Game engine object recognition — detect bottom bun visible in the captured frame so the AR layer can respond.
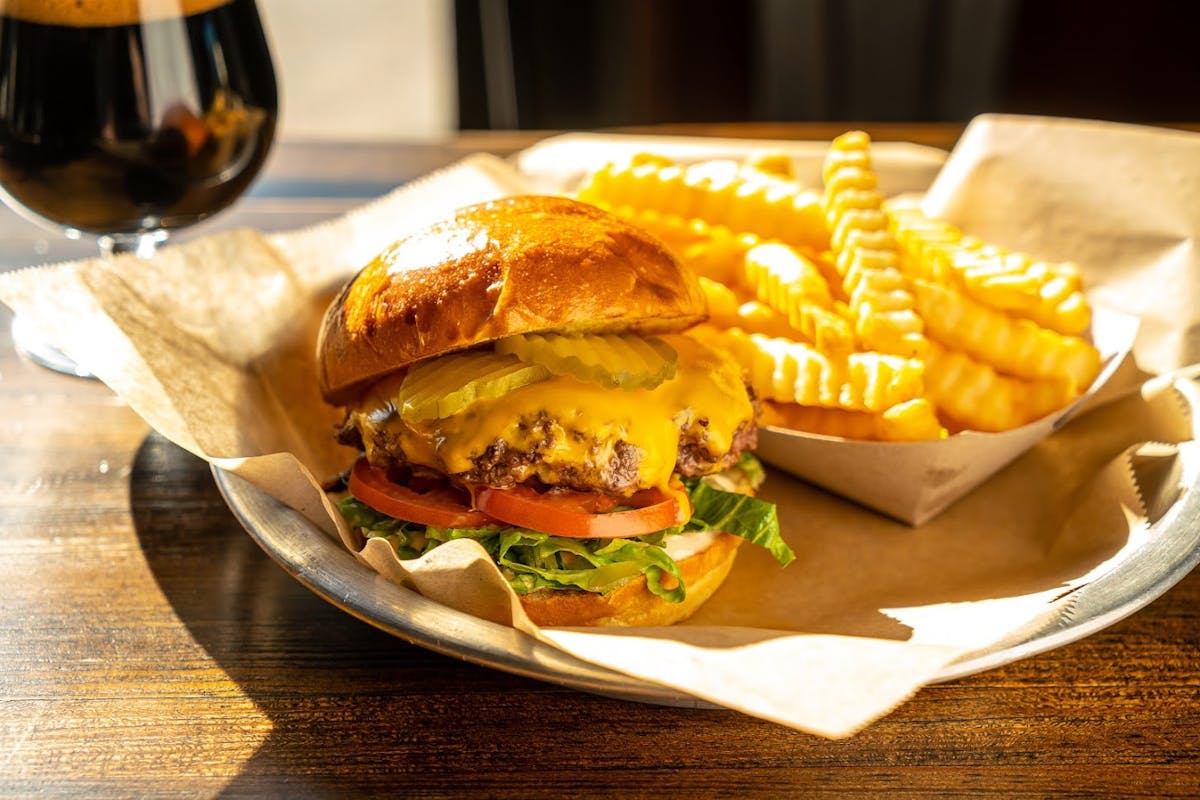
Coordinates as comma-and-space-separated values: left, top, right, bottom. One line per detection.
519, 533, 744, 627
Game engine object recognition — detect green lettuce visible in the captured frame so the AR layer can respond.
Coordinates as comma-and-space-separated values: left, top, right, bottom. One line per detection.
340, 494, 685, 599
684, 476, 794, 566
496, 532, 685, 602
336, 453, 791, 604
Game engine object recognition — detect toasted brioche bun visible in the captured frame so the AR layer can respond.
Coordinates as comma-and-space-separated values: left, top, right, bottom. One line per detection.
317, 195, 707, 404
519, 533, 743, 627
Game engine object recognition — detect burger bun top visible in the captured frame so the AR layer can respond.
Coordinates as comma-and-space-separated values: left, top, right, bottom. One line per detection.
318, 195, 707, 404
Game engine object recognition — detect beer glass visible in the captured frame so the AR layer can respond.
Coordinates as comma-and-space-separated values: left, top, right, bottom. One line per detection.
0, 0, 278, 375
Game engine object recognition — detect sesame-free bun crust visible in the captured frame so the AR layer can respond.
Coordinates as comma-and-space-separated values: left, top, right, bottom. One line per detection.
318, 195, 707, 404
520, 533, 743, 627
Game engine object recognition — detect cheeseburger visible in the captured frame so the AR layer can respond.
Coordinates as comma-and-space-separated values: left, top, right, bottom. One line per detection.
319, 195, 791, 626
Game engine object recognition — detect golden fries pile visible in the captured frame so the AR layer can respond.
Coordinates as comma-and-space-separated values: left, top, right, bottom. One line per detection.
575, 132, 1102, 440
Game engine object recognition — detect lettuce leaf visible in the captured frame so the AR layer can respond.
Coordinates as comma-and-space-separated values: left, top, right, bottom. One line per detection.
338, 497, 499, 558
684, 478, 794, 566
338, 496, 685, 600
496, 532, 685, 601
336, 453, 792, 604
736, 450, 767, 490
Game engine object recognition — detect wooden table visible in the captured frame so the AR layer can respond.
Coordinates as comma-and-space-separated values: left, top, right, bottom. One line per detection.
1, 125, 1197, 798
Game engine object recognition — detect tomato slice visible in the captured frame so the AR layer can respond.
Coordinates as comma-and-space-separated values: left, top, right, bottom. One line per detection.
348, 459, 492, 528
475, 484, 691, 539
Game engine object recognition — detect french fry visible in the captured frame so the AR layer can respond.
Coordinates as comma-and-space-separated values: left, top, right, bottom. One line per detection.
682, 233, 759, 287
595, 203, 757, 287
714, 297, 856, 349
762, 397, 946, 442
885, 197, 961, 283
727, 300, 806, 339
743, 242, 833, 308
888, 201, 1090, 335
910, 278, 1101, 389
843, 351, 926, 412
922, 342, 1074, 432
616, 206, 714, 255
577, 154, 829, 251
950, 249, 1090, 336
762, 402, 879, 440
688, 326, 924, 413
879, 398, 949, 441
742, 243, 855, 353
822, 132, 929, 359
744, 151, 795, 179
697, 276, 741, 324
689, 325, 842, 408
821, 130, 871, 184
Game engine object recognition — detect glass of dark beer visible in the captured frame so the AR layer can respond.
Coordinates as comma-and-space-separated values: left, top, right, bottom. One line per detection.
0, 0, 278, 375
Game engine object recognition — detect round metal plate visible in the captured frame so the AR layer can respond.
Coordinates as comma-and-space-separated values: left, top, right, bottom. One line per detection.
212, 454, 1200, 703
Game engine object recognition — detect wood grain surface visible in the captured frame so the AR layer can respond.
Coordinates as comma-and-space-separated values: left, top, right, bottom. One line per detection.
1, 125, 1198, 799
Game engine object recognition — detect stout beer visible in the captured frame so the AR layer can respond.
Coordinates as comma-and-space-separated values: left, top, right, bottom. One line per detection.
0, 0, 277, 234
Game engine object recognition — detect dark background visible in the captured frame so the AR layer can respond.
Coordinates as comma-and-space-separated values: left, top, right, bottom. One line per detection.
456, 0, 1200, 129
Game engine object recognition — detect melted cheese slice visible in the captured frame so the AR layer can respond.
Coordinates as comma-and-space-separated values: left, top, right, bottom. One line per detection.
350, 334, 753, 491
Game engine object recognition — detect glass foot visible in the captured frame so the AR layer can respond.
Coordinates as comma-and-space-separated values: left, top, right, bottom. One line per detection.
11, 314, 95, 378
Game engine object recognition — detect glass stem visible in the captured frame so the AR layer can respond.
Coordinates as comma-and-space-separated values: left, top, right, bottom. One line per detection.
98, 230, 168, 259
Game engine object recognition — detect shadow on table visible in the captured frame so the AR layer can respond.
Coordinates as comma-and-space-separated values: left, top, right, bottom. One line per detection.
130, 432, 683, 796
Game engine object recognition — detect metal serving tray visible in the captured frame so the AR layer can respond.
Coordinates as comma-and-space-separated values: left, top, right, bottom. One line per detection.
213, 449, 1200, 705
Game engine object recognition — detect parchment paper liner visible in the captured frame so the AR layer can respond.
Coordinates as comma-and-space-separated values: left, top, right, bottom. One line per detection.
1, 115, 1197, 738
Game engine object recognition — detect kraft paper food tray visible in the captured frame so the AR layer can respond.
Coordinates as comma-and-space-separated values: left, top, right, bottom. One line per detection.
514, 126, 1139, 523
756, 306, 1135, 525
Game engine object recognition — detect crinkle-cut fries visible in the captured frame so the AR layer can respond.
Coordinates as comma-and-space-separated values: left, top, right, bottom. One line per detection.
887, 199, 1090, 336
577, 153, 829, 252
762, 398, 946, 443
822, 132, 928, 359
688, 324, 925, 413
575, 134, 1103, 440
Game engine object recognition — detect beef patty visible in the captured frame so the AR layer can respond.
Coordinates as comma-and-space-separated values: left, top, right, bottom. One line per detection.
339, 411, 758, 495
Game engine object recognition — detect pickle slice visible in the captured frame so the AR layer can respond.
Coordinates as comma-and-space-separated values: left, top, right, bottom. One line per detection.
398, 351, 550, 423
400, 352, 493, 414
495, 332, 678, 389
